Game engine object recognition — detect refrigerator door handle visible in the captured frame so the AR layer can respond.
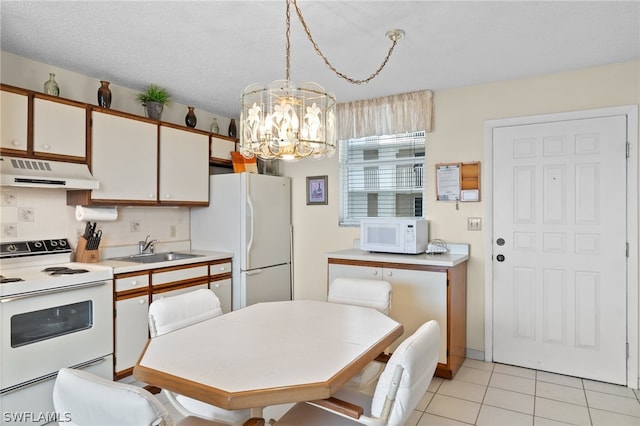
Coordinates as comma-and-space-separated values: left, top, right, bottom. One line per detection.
247, 193, 255, 266
246, 269, 263, 275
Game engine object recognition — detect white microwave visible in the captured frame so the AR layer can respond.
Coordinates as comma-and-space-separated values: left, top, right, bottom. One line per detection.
360, 218, 429, 254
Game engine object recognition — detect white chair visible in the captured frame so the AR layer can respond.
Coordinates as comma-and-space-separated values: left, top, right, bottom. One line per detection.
328, 278, 393, 391
275, 320, 440, 426
148, 289, 252, 426
52, 367, 264, 426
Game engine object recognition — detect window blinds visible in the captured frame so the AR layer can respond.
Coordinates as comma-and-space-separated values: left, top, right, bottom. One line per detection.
339, 131, 426, 226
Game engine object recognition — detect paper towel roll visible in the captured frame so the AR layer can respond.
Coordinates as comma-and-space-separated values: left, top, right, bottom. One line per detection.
75, 205, 118, 222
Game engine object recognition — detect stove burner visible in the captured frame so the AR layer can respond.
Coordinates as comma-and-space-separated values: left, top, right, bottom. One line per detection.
47, 268, 90, 276
0, 275, 24, 284
42, 267, 71, 272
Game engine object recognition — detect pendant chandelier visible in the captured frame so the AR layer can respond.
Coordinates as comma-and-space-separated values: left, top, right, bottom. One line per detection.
239, 0, 405, 162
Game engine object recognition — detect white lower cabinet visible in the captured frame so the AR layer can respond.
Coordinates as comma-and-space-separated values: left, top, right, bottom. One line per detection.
328, 259, 467, 379
113, 260, 233, 378
209, 260, 232, 313
114, 296, 149, 374
210, 278, 232, 314
151, 283, 208, 301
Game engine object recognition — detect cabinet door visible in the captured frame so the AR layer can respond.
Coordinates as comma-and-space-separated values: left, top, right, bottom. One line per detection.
115, 296, 149, 373
384, 267, 447, 362
33, 98, 86, 158
159, 126, 209, 203
210, 278, 232, 314
210, 135, 235, 162
91, 112, 157, 201
0, 90, 28, 152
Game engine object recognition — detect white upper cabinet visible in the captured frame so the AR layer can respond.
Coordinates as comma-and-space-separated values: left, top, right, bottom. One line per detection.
33, 98, 86, 158
159, 126, 209, 204
210, 135, 235, 163
90, 111, 158, 202
0, 90, 28, 152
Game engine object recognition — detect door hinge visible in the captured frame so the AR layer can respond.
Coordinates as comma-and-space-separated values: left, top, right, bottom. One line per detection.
626, 242, 629, 258
627, 343, 630, 359
626, 142, 630, 158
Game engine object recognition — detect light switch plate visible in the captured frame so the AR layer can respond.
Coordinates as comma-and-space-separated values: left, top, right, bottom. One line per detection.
468, 217, 482, 231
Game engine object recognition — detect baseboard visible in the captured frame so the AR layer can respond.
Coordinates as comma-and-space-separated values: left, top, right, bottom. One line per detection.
466, 348, 484, 361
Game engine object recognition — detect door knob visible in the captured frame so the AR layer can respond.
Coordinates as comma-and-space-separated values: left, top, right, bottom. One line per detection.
497, 238, 505, 246
496, 254, 505, 262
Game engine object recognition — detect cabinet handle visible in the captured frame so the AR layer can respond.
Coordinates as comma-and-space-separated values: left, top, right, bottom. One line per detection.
149, 194, 155, 199
42, 144, 51, 150
139, 299, 146, 305
11, 140, 21, 147
372, 270, 378, 276
214, 283, 220, 288
386, 271, 393, 277
131, 280, 138, 286
165, 194, 171, 199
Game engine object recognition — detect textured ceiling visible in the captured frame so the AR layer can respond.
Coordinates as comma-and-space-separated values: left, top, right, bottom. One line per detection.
1, 1, 639, 118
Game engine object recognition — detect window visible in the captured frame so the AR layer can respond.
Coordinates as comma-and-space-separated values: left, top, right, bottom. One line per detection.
339, 131, 426, 226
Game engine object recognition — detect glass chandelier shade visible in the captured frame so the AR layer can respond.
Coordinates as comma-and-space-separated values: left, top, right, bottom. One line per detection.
240, 80, 336, 161
238, 0, 402, 162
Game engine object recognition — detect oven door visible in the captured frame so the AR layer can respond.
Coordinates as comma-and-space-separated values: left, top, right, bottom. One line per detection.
0, 280, 113, 390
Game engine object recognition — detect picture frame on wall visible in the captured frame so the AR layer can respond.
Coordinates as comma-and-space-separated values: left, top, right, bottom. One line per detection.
306, 175, 328, 205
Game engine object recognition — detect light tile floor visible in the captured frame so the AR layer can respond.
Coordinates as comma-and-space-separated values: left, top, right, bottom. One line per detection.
159, 359, 640, 426
407, 359, 640, 426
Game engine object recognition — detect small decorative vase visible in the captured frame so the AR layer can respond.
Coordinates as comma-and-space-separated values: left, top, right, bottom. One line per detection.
145, 102, 164, 120
210, 117, 219, 134
228, 118, 237, 138
43, 73, 60, 96
97, 81, 112, 108
185, 106, 197, 128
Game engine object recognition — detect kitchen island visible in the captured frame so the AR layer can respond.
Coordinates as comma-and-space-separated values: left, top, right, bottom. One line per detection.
326, 244, 469, 379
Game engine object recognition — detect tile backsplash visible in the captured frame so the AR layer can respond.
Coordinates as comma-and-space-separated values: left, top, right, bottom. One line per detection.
0, 187, 190, 248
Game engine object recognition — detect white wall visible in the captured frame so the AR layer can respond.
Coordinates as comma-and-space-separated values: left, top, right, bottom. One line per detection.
282, 60, 640, 361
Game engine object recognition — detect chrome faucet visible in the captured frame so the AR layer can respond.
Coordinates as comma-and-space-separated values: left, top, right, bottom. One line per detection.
138, 235, 158, 254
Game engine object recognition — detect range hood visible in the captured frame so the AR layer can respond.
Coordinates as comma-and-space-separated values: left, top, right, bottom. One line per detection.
0, 156, 99, 189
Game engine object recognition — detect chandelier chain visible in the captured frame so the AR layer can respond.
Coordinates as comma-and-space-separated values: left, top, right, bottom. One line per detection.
285, 0, 291, 81
290, 0, 400, 85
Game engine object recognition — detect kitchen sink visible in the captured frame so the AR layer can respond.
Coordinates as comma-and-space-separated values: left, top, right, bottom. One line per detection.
109, 252, 202, 264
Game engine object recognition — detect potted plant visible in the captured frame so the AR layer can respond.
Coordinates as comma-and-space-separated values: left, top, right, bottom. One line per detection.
136, 84, 171, 120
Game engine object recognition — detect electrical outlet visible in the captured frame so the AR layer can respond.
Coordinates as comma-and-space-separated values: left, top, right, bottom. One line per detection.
467, 217, 482, 231
130, 221, 141, 232
169, 225, 176, 238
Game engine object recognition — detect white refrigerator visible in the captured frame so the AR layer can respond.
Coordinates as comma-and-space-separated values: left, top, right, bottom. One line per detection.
190, 172, 292, 310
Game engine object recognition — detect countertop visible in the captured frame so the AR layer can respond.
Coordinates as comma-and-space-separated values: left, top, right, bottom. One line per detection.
94, 249, 233, 274
326, 243, 469, 267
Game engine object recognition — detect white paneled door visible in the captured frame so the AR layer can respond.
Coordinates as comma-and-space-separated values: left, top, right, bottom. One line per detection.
492, 115, 628, 384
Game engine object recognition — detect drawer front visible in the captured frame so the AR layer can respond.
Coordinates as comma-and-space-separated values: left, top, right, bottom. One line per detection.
152, 283, 208, 301
210, 262, 231, 276
115, 274, 149, 293
152, 265, 208, 286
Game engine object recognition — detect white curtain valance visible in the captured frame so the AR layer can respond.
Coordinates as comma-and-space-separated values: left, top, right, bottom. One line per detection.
336, 89, 433, 140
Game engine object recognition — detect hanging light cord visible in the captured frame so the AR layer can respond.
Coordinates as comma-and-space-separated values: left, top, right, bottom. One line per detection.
289, 0, 403, 85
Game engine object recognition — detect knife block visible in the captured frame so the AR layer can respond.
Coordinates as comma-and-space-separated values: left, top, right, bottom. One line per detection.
76, 236, 99, 263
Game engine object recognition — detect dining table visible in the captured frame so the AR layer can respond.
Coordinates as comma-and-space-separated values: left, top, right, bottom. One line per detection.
133, 299, 404, 415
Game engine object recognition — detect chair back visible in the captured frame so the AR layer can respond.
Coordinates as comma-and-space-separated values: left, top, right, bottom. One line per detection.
149, 289, 223, 338
53, 367, 172, 426
328, 278, 392, 315
370, 320, 440, 426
